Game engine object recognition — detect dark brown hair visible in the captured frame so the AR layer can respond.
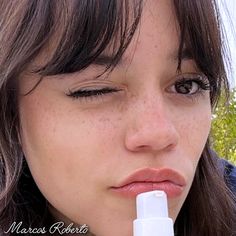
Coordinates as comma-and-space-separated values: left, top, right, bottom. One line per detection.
0, 0, 235, 235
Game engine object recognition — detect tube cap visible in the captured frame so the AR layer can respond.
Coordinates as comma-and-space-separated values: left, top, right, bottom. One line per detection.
133, 190, 174, 236
136, 191, 168, 219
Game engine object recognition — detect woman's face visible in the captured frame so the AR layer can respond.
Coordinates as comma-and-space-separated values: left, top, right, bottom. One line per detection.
19, 0, 211, 235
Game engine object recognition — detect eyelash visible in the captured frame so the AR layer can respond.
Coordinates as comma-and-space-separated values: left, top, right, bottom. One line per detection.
66, 75, 210, 102
171, 75, 210, 101
67, 87, 121, 101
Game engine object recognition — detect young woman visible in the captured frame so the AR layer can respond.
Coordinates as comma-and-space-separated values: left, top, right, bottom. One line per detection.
0, 0, 235, 235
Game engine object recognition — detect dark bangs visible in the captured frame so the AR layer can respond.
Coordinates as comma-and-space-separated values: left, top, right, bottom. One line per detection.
173, 0, 230, 106
1, 0, 142, 85
30, 0, 142, 75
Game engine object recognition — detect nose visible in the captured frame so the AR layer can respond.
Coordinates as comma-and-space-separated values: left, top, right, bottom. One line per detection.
124, 93, 179, 154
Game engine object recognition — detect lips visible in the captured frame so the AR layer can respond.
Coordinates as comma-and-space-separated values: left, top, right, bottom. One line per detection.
110, 168, 186, 198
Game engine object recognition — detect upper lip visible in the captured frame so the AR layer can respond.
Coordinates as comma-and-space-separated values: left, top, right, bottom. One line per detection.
112, 168, 187, 188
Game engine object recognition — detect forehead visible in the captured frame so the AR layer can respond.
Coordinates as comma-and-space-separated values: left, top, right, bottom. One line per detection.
125, 0, 179, 60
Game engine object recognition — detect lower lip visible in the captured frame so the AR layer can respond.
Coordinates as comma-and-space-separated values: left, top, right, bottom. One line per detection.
111, 181, 184, 198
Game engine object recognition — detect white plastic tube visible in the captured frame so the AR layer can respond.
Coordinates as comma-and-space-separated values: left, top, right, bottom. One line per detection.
133, 190, 174, 236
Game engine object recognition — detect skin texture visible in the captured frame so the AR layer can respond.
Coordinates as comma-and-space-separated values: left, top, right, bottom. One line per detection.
19, 0, 212, 235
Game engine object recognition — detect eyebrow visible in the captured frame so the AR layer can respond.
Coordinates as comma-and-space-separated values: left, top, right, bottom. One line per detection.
92, 47, 193, 68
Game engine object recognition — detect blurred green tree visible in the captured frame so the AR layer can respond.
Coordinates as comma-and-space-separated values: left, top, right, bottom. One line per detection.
211, 88, 236, 164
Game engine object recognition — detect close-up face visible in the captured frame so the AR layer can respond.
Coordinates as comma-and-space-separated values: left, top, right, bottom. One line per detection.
18, 0, 212, 235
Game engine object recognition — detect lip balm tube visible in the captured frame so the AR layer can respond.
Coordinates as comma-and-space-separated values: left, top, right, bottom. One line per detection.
133, 190, 174, 236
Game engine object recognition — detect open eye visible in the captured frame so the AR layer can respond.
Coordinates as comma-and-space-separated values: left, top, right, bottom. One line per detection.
173, 80, 200, 95
167, 73, 210, 96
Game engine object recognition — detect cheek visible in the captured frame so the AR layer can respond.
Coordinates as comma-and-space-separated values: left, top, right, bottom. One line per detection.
167, 105, 211, 220
19, 92, 120, 197
178, 106, 211, 157
19, 92, 128, 234
178, 102, 212, 178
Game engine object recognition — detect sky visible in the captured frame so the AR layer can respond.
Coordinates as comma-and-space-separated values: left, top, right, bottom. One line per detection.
218, 0, 236, 88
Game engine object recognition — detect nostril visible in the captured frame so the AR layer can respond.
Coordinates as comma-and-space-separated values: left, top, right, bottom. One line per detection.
136, 145, 149, 150
165, 143, 177, 151
138, 145, 148, 149
129, 145, 150, 152
136, 143, 176, 152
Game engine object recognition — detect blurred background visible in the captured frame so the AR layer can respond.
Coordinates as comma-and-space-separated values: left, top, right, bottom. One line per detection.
211, 0, 236, 163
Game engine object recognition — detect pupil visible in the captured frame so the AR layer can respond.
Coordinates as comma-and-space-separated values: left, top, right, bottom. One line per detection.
176, 81, 192, 94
